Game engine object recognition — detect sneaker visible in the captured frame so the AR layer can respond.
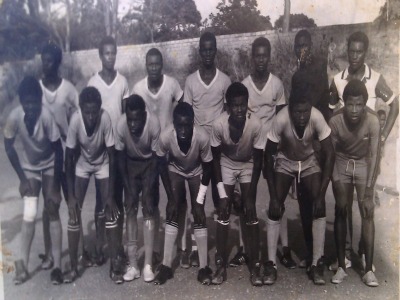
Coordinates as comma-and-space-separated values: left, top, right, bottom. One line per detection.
50, 268, 63, 285
13, 260, 29, 285
110, 257, 124, 284
331, 267, 348, 284
197, 266, 212, 285
180, 249, 190, 269
154, 264, 173, 285
211, 265, 227, 285
110, 269, 124, 284
362, 270, 379, 287
250, 262, 263, 286
280, 247, 297, 269
143, 264, 155, 282
262, 261, 277, 285
123, 265, 140, 282
329, 257, 352, 271
360, 254, 376, 273
299, 255, 312, 269
190, 250, 200, 267
229, 251, 248, 267
79, 250, 93, 268
309, 260, 325, 285
63, 269, 79, 284
39, 254, 54, 270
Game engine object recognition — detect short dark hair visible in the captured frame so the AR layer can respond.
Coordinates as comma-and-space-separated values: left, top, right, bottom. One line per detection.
251, 37, 271, 56
126, 94, 146, 112
199, 32, 216, 48
225, 82, 249, 106
79, 87, 102, 108
173, 102, 194, 122
146, 48, 163, 62
348, 31, 369, 52
99, 36, 117, 55
294, 29, 312, 45
289, 84, 310, 110
18, 76, 42, 103
343, 79, 368, 103
41, 42, 62, 66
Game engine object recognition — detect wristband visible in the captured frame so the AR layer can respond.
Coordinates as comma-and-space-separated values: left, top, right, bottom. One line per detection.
217, 182, 227, 198
196, 184, 208, 205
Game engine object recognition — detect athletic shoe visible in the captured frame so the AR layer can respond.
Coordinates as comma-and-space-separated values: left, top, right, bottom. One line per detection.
331, 267, 348, 284
229, 251, 248, 267
180, 249, 190, 269
110, 257, 125, 284
63, 269, 79, 284
39, 254, 54, 270
250, 262, 263, 286
143, 264, 155, 282
211, 265, 227, 285
329, 257, 352, 271
197, 266, 212, 285
190, 250, 199, 267
262, 261, 277, 285
362, 271, 379, 287
299, 255, 312, 269
280, 247, 297, 269
92, 249, 106, 267
360, 254, 376, 273
154, 265, 173, 285
79, 250, 93, 268
123, 265, 140, 282
13, 260, 29, 285
309, 259, 325, 285
50, 268, 63, 285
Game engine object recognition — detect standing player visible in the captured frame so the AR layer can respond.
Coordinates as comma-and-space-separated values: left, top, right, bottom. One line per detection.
330, 80, 380, 286
154, 102, 213, 285
211, 82, 264, 286
115, 95, 160, 282
64, 87, 121, 283
87, 36, 129, 264
4, 76, 64, 285
263, 89, 334, 285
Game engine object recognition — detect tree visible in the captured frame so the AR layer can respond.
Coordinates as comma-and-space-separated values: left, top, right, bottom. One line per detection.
283, 0, 290, 33
374, 0, 400, 25
207, 0, 273, 35
275, 13, 316, 30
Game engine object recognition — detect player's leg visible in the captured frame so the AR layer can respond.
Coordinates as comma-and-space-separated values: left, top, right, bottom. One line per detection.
93, 179, 106, 266
177, 194, 189, 268
114, 168, 125, 260
152, 173, 162, 265
279, 212, 296, 269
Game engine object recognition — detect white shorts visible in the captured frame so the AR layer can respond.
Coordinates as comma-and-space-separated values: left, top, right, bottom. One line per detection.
75, 158, 109, 180
221, 165, 252, 186
23, 167, 54, 182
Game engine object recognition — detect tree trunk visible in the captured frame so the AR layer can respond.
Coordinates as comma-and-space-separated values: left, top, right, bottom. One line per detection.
103, 0, 111, 36
65, 0, 71, 52
283, 0, 290, 33
112, 0, 119, 37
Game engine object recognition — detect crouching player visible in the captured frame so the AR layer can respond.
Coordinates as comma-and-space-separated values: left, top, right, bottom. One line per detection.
115, 95, 160, 282
263, 89, 334, 285
4, 76, 64, 285
330, 80, 380, 287
64, 87, 121, 283
154, 102, 213, 285
211, 82, 264, 286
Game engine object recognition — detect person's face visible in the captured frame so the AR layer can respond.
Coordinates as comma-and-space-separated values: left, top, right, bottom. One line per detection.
199, 40, 217, 68
174, 115, 193, 144
252, 46, 270, 74
294, 36, 312, 61
228, 95, 248, 125
21, 95, 42, 123
100, 44, 116, 71
81, 102, 101, 131
379, 114, 386, 129
146, 54, 163, 82
290, 102, 312, 129
344, 95, 366, 125
126, 109, 146, 136
41, 53, 59, 77
348, 41, 366, 73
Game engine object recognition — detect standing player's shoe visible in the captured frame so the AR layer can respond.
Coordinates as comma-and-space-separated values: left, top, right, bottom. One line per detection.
360, 254, 376, 273
110, 257, 124, 284
190, 250, 199, 267
180, 249, 190, 269
93, 249, 106, 267
331, 267, 348, 284
39, 254, 54, 270
154, 265, 173, 285
362, 271, 379, 287
197, 266, 212, 285
50, 268, 63, 285
143, 264, 155, 282
211, 265, 227, 285
280, 247, 297, 269
250, 262, 263, 286
13, 260, 29, 285
329, 257, 352, 271
63, 268, 79, 283
262, 261, 277, 285
123, 264, 140, 282
309, 259, 325, 285
229, 251, 248, 267
79, 250, 93, 268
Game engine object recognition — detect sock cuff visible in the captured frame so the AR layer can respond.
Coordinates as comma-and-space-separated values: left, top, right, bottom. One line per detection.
105, 220, 118, 229
267, 217, 280, 226
67, 224, 80, 231
193, 223, 207, 230
194, 228, 207, 237
166, 220, 178, 228
165, 223, 179, 234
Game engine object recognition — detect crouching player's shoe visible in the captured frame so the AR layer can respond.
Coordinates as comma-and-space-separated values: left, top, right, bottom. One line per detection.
13, 260, 29, 285
50, 268, 63, 285
250, 262, 263, 286
331, 267, 348, 284
63, 268, 79, 284
123, 264, 140, 282
197, 266, 212, 285
309, 259, 325, 285
39, 254, 54, 270
79, 250, 93, 268
110, 257, 125, 284
143, 264, 155, 282
262, 261, 277, 285
280, 247, 297, 269
362, 271, 379, 287
229, 250, 248, 267
154, 265, 173, 285
190, 250, 200, 267
211, 265, 227, 285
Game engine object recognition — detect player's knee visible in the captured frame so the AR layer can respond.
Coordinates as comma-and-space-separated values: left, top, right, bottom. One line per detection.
267, 210, 281, 221
143, 217, 155, 230
125, 202, 138, 218
45, 200, 60, 221
23, 196, 38, 222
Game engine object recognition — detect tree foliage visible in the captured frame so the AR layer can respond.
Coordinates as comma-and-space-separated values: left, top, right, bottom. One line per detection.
274, 13, 317, 30
206, 0, 273, 35
374, 0, 400, 24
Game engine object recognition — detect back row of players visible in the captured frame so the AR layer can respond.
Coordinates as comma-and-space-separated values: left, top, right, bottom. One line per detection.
5, 30, 397, 288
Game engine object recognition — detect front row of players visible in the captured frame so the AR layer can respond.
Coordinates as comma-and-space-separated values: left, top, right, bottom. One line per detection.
6, 76, 380, 287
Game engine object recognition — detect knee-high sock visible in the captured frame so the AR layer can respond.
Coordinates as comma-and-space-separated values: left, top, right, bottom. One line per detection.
21, 221, 35, 269
246, 223, 260, 266
153, 208, 161, 254
177, 202, 187, 251
50, 219, 62, 269
42, 210, 52, 258
105, 220, 119, 260
163, 223, 178, 267
239, 222, 244, 249
216, 222, 229, 266
117, 211, 124, 250
194, 227, 208, 268
279, 213, 289, 248
191, 215, 197, 251
67, 222, 80, 270
126, 241, 138, 269
266, 217, 280, 264
95, 212, 106, 253
312, 217, 326, 266
239, 214, 247, 253
143, 218, 155, 266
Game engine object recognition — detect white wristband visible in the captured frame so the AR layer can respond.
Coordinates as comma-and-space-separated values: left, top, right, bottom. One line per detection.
196, 184, 208, 205
217, 182, 227, 198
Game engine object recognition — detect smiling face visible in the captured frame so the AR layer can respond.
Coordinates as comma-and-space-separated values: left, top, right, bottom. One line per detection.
228, 95, 248, 125
81, 102, 101, 132
126, 109, 146, 137
199, 39, 217, 69
348, 41, 366, 73
174, 115, 193, 144
100, 44, 117, 71
252, 45, 270, 74
146, 54, 163, 82
290, 101, 312, 130
343, 95, 366, 125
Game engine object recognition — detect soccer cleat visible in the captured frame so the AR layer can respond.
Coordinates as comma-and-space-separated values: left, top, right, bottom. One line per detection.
197, 266, 213, 285
154, 265, 173, 285
329, 257, 352, 271
362, 271, 379, 287
123, 265, 140, 282
211, 265, 227, 285
110, 256, 125, 284
13, 260, 29, 285
280, 247, 297, 269
331, 267, 348, 284
79, 250, 93, 268
143, 264, 155, 282
63, 268, 79, 284
262, 261, 277, 285
250, 262, 263, 287
360, 254, 376, 273
229, 251, 248, 267
190, 250, 199, 267
50, 268, 63, 285
309, 259, 325, 285
39, 254, 54, 270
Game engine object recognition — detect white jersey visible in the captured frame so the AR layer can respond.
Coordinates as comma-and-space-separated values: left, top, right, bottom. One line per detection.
132, 74, 183, 129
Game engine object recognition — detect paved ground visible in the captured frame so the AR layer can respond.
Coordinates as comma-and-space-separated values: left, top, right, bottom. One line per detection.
0, 131, 398, 300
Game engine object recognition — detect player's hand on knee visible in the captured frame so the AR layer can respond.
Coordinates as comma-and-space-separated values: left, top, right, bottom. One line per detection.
269, 198, 283, 220
19, 179, 33, 197
193, 203, 206, 225
68, 197, 80, 224
105, 198, 120, 221
218, 197, 230, 221
244, 202, 256, 224
361, 198, 375, 219
313, 196, 326, 219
